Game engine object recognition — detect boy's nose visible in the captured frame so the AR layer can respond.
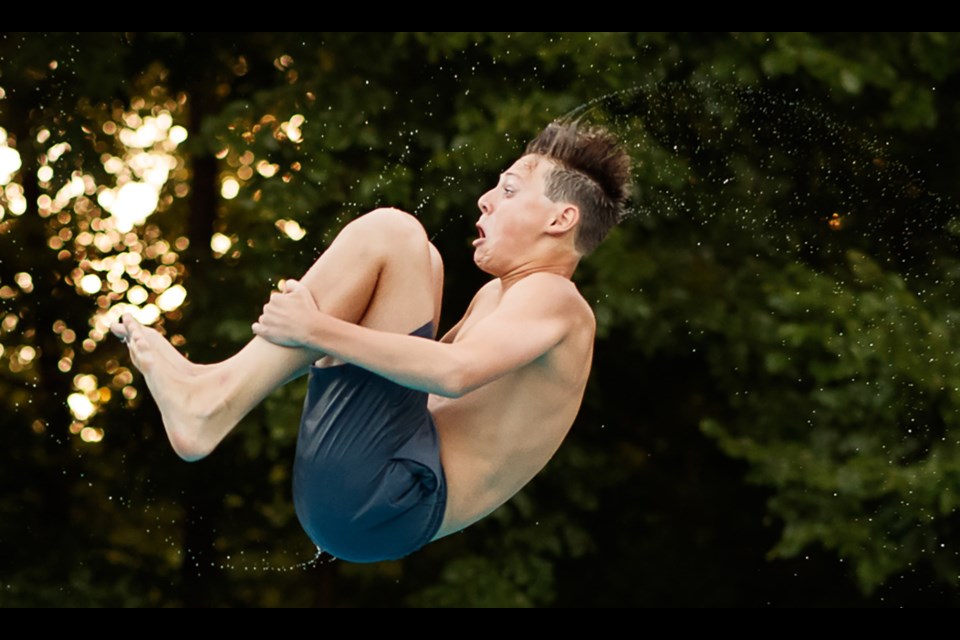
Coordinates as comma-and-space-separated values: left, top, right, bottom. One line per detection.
477, 191, 492, 215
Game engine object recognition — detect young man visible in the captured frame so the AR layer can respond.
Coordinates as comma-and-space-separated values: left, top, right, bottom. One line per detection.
112, 121, 632, 562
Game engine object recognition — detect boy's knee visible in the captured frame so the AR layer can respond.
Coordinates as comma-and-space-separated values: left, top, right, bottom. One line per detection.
369, 207, 425, 235
350, 208, 428, 250
428, 242, 443, 277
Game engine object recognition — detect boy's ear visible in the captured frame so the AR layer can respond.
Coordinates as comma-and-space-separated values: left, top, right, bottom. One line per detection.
547, 204, 580, 235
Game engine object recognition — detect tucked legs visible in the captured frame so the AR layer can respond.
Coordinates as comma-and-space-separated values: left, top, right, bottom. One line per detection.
113, 208, 443, 461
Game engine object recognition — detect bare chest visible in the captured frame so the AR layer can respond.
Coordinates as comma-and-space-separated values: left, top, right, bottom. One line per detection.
430, 286, 592, 436
452, 295, 498, 344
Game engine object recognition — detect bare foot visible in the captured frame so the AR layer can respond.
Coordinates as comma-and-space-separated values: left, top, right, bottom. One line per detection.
111, 318, 215, 379
119, 314, 234, 461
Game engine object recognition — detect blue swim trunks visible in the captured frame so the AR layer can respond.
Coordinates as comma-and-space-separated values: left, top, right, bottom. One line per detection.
292, 320, 447, 563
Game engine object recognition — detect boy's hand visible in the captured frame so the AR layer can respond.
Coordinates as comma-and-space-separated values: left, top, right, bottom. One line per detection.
251, 279, 319, 348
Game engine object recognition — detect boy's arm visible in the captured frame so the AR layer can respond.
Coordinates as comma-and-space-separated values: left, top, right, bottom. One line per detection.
253, 274, 577, 398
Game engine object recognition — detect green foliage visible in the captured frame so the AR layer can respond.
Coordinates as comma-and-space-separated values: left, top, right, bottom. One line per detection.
4, 32, 960, 606
697, 249, 960, 592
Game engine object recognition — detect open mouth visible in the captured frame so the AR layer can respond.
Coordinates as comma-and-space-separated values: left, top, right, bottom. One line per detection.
473, 225, 486, 248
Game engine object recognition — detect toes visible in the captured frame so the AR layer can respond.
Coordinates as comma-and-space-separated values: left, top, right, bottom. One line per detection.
125, 316, 145, 339
127, 338, 141, 368
129, 332, 152, 370
110, 320, 129, 341
114, 313, 141, 338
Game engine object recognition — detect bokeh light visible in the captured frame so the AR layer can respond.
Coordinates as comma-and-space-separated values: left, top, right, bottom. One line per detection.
102, 182, 160, 232
168, 125, 188, 144
283, 114, 305, 143
211, 232, 232, 255
74, 374, 98, 392
80, 274, 102, 294
67, 393, 96, 421
221, 177, 240, 199
256, 161, 279, 178
136, 304, 161, 325
156, 284, 186, 312
276, 219, 307, 241
127, 285, 148, 305
0, 128, 21, 185
14, 273, 34, 293
80, 426, 104, 443
5, 183, 26, 215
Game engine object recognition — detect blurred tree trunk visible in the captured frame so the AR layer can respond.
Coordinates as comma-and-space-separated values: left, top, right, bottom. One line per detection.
177, 69, 223, 608
4, 76, 77, 567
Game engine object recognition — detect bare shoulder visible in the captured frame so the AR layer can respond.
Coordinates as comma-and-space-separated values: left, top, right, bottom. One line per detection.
507, 273, 595, 332
510, 272, 583, 301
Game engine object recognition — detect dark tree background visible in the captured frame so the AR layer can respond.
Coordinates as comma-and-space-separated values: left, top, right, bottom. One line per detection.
2, 32, 960, 606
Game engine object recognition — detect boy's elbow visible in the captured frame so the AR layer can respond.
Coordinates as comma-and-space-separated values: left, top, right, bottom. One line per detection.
440, 370, 468, 399
437, 385, 465, 399
440, 357, 475, 399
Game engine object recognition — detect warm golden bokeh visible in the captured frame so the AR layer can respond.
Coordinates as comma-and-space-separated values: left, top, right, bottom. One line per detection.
1, 76, 311, 445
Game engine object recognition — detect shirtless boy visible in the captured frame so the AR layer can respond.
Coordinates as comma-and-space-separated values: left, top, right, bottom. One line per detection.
111, 121, 632, 562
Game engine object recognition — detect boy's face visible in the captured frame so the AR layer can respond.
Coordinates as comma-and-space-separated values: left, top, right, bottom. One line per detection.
473, 154, 563, 275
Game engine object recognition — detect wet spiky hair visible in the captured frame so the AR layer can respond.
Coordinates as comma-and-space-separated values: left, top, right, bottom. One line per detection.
525, 120, 632, 255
